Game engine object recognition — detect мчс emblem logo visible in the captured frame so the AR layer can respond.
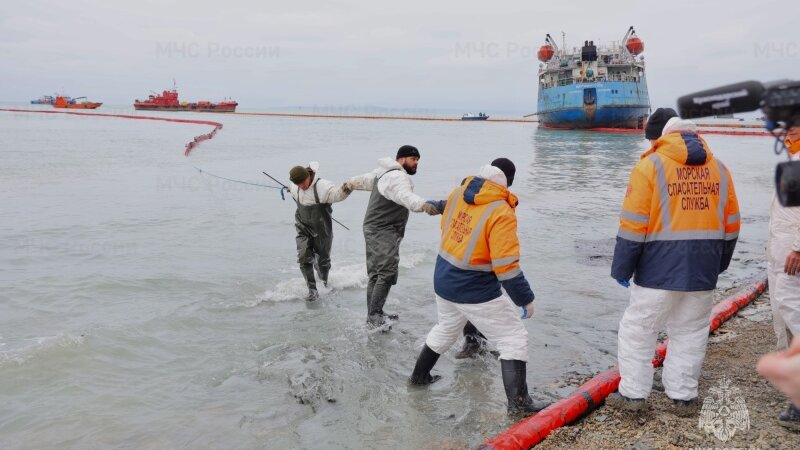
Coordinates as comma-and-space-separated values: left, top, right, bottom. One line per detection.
698, 377, 750, 442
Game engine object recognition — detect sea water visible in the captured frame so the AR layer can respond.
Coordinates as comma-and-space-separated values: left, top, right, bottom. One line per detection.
0, 105, 777, 448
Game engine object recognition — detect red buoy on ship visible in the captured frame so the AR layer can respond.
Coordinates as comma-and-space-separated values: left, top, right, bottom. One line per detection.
626, 36, 644, 55
537, 44, 555, 62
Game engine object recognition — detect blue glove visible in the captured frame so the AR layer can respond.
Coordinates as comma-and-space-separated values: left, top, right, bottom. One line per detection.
616, 279, 630, 288
426, 200, 447, 214
520, 303, 534, 320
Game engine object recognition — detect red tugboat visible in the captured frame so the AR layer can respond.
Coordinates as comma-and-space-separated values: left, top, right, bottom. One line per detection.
134, 83, 237, 112
53, 96, 102, 109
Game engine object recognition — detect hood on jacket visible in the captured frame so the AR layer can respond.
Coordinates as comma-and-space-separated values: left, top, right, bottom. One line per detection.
643, 118, 712, 166
661, 117, 697, 136
377, 156, 405, 176
479, 164, 507, 187
461, 172, 518, 207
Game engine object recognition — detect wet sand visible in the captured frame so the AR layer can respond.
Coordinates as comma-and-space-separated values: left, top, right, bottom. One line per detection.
537, 289, 800, 450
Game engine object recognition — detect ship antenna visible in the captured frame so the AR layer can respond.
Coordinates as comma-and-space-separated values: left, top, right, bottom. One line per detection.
561, 31, 566, 55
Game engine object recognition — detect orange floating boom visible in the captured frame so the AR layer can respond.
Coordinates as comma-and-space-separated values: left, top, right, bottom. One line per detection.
0, 108, 222, 156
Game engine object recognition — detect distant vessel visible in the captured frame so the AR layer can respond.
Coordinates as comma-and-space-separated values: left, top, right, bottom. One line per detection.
462, 112, 489, 121
134, 83, 238, 112
53, 96, 102, 109
31, 95, 56, 105
535, 26, 650, 129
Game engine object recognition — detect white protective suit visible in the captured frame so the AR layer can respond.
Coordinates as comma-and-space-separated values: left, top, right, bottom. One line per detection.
617, 118, 718, 402
618, 284, 713, 401
288, 162, 351, 205
347, 157, 426, 211
767, 150, 800, 349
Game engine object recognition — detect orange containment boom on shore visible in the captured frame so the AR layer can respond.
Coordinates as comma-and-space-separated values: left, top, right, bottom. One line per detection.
476, 276, 768, 450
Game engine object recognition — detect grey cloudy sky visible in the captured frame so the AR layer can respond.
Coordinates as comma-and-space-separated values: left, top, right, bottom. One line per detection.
2, 0, 798, 113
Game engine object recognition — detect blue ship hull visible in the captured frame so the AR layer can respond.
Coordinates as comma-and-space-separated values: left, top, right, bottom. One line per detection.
537, 80, 650, 129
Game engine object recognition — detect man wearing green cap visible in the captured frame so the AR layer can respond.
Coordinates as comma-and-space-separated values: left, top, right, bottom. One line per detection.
288, 161, 353, 301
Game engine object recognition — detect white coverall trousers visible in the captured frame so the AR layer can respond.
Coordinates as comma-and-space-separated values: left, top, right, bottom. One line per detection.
617, 284, 713, 401
768, 261, 800, 349
425, 294, 529, 361
767, 192, 800, 349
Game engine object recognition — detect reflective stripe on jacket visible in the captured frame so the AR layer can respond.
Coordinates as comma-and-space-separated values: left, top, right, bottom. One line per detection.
434, 176, 534, 306
611, 131, 741, 291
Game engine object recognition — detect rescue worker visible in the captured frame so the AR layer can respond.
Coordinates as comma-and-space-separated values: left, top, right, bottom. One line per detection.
346, 145, 440, 328
608, 108, 740, 416
408, 158, 550, 415
288, 162, 352, 302
766, 125, 800, 429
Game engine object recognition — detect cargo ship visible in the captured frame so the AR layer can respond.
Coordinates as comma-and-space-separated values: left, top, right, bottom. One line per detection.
53, 96, 102, 109
534, 26, 650, 129
134, 84, 238, 112
31, 95, 56, 105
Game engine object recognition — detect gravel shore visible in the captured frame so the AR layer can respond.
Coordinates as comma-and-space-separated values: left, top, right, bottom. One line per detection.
537, 289, 800, 450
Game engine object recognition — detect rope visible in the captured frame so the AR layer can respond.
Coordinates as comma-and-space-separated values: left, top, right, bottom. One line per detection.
194, 166, 288, 200
194, 166, 285, 190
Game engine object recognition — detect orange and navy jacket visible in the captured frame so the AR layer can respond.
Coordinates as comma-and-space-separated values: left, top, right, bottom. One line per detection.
611, 131, 740, 291
432, 176, 534, 306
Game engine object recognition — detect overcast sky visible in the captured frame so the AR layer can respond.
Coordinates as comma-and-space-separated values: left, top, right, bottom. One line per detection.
2, 0, 798, 113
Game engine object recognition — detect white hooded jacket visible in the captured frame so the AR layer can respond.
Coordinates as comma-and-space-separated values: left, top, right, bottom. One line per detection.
768, 151, 800, 265
288, 161, 351, 206
348, 157, 426, 212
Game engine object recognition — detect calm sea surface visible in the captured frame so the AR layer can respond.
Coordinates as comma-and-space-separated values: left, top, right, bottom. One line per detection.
0, 104, 777, 448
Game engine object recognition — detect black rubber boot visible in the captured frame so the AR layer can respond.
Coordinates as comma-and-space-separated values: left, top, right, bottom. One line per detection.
366, 278, 376, 308
313, 256, 330, 288
367, 313, 386, 328
319, 266, 329, 288
455, 335, 483, 359
367, 282, 397, 327
779, 404, 800, 431
501, 359, 550, 415
455, 322, 486, 359
409, 345, 442, 385
300, 264, 317, 301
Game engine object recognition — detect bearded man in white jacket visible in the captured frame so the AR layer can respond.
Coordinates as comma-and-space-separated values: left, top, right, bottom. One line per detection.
767, 126, 800, 429
347, 145, 440, 328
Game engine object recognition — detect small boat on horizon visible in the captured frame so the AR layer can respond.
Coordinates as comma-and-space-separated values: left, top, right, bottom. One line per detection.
31, 95, 57, 105
462, 112, 489, 120
53, 96, 102, 109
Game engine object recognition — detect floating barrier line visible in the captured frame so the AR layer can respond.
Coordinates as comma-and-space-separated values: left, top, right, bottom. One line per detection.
0, 108, 223, 156
234, 111, 539, 124
477, 276, 768, 450
234, 112, 770, 136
